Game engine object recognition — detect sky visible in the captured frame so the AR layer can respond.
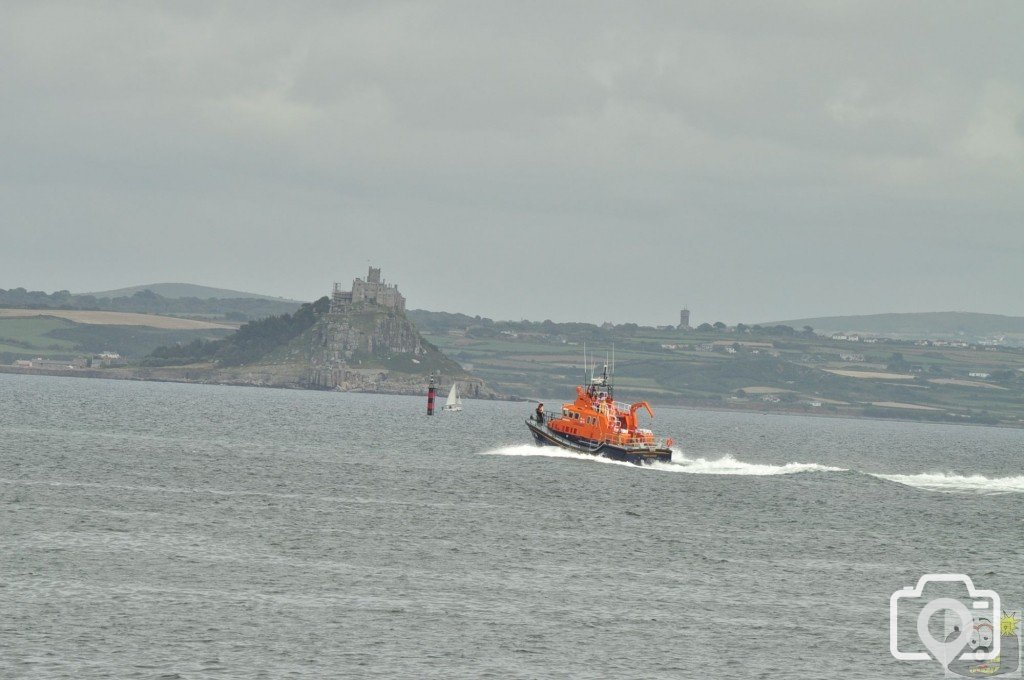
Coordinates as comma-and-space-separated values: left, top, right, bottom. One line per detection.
2, 2, 1023, 326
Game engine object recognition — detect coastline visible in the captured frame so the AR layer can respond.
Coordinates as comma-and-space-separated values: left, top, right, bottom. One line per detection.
3, 365, 1018, 428
651, 399, 1024, 430
0, 364, 506, 399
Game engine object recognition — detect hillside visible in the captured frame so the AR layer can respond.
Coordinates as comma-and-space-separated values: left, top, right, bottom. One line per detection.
0, 309, 233, 330
769, 312, 1024, 344
140, 297, 485, 395
0, 313, 233, 364
8, 281, 1023, 417
408, 309, 1024, 427
1, 287, 302, 322
4, 270, 491, 396
83, 283, 302, 302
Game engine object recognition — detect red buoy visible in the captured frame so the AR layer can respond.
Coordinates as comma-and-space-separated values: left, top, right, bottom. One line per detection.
427, 376, 436, 415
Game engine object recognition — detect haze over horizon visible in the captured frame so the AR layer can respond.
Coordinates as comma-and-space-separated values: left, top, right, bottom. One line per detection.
55, 279, 1024, 330
2, 3, 1022, 326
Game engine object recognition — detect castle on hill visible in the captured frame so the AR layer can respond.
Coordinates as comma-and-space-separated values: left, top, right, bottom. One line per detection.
331, 266, 406, 313
309, 265, 485, 395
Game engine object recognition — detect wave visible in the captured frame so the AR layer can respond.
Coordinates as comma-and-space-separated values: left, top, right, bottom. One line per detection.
479, 444, 642, 468
480, 444, 593, 460
479, 445, 843, 476
480, 445, 1024, 493
870, 472, 1024, 495
658, 452, 845, 476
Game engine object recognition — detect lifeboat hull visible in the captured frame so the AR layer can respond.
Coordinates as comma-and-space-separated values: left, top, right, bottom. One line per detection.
525, 419, 672, 466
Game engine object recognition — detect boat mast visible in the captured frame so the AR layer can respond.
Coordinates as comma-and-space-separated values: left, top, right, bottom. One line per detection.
609, 346, 615, 399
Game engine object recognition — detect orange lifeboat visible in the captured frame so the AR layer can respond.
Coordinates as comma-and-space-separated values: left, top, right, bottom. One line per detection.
525, 363, 674, 465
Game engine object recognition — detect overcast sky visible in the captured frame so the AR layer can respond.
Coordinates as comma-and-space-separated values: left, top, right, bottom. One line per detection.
2, 2, 1022, 325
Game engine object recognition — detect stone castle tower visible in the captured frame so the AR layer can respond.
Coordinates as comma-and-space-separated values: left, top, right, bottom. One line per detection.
305, 266, 485, 394
331, 266, 406, 313
309, 267, 423, 387
679, 308, 691, 330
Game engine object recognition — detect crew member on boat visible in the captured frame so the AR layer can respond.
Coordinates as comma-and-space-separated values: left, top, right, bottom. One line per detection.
535, 403, 545, 423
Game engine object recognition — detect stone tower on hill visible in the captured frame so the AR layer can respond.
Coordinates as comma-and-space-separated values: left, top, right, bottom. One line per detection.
305, 266, 488, 395
679, 307, 691, 330
331, 266, 406, 313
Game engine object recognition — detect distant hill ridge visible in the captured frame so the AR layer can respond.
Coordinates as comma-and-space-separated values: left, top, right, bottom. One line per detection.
1, 285, 302, 324
82, 283, 301, 303
767, 312, 1024, 338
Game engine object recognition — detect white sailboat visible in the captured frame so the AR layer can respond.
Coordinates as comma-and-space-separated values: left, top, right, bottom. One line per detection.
443, 383, 463, 412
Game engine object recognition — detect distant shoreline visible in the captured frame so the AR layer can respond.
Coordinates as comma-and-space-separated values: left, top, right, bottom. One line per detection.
651, 400, 1023, 430
3, 365, 1019, 430
0, 364, 508, 400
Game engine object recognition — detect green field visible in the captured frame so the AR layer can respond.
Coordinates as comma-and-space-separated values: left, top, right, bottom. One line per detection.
0, 316, 232, 363
0, 317, 80, 357
409, 312, 1024, 427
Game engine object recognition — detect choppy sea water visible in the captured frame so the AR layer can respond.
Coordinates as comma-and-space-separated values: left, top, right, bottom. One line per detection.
1, 373, 1022, 679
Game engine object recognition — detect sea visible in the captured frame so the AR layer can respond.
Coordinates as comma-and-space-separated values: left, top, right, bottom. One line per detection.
1, 373, 1022, 679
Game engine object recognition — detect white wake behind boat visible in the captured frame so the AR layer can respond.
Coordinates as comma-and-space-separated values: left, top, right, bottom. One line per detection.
443, 383, 463, 412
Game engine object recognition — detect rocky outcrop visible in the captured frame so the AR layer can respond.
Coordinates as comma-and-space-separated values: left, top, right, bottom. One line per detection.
297, 304, 496, 396
310, 309, 427, 363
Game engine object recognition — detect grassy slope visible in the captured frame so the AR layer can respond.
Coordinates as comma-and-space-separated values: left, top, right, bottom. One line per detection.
0, 316, 232, 362
0, 317, 79, 357
3, 287, 303, 323
420, 322, 1024, 425
0, 309, 233, 329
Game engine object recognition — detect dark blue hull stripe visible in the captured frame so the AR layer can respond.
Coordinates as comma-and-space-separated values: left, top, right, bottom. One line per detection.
524, 419, 671, 466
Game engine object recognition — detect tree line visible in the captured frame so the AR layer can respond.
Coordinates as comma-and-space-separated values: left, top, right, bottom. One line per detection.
0, 287, 300, 321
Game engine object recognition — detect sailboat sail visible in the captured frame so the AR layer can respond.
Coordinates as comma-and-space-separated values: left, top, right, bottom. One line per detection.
444, 383, 462, 411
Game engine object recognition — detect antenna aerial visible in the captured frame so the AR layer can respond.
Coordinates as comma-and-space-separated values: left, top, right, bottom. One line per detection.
583, 342, 587, 384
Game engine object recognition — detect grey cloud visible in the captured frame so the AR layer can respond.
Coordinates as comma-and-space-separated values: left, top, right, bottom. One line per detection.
1, 2, 1022, 325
